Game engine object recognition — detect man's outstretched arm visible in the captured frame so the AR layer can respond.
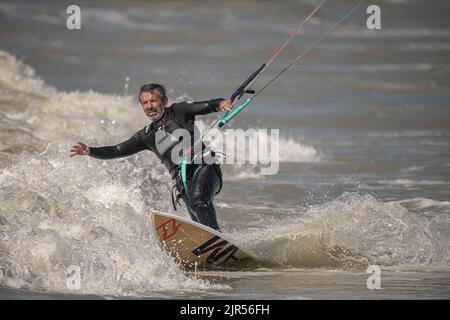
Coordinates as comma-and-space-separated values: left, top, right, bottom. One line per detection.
70, 131, 146, 159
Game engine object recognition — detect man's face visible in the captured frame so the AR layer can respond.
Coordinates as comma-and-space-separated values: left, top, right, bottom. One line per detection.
139, 90, 167, 121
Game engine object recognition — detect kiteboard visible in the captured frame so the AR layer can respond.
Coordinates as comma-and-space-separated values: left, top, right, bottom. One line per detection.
151, 210, 257, 270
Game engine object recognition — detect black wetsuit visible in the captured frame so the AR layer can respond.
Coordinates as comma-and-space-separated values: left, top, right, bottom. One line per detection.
88, 98, 224, 231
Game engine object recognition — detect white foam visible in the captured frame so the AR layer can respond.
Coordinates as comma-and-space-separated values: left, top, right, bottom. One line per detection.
0, 50, 228, 296
395, 198, 450, 210
375, 179, 449, 187
233, 170, 265, 180
205, 128, 321, 165
278, 137, 321, 163
401, 165, 426, 173
85, 183, 146, 214
231, 192, 450, 271
0, 51, 56, 97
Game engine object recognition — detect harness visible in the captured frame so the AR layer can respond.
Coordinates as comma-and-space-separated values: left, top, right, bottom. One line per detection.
148, 107, 222, 210
171, 162, 205, 210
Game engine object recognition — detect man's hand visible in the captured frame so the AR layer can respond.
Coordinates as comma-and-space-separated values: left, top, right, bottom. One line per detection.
219, 99, 233, 113
70, 142, 90, 157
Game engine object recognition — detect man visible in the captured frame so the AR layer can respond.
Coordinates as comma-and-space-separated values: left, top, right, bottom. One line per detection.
70, 83, 233, 231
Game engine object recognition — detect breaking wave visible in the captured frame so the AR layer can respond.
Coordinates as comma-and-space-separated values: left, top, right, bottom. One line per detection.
233, 192, 450, 271
0, 50, 231, 296
0, 49, 322, 296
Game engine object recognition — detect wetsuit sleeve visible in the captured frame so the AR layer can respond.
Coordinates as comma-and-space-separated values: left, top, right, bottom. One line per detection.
89, 130, 146, 160
173, 98, 224, 116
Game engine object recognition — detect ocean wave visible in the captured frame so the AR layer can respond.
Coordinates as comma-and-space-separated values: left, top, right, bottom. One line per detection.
333, 27, 450, 39
0, 50, 231, 296
0, 132, 224, 297
205, 129, 321, 166
400, 165, 426, 173
231, 192, 450, 271
367, 130, 446, 139
0, 2, 62, 25
394, 198, 450, 211
279, 137, 321, 163
0, 49, 324, 296
0, 51, 56, 97
374, 179, 449, 187
304, 63, 433, 73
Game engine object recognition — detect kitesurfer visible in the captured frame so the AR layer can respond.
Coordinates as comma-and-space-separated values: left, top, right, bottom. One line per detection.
70, 83, 233, 231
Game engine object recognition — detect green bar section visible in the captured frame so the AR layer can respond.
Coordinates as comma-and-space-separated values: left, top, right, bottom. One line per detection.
181, 160, 188, 193
219, 98, 253, 127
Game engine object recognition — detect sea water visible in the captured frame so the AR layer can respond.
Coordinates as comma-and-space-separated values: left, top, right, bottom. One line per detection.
0, 0, 449, 299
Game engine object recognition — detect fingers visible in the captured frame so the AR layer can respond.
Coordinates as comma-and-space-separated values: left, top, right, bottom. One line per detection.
70, 144, 80, 151
69, 147, 79, 157
224, 105, 233, 112
69, 142, 86, 157
70, 145, 80, 152
221, 100, 234, 112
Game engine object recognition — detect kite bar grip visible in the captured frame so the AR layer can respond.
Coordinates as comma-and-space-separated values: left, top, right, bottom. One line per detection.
219, 98, 253, 128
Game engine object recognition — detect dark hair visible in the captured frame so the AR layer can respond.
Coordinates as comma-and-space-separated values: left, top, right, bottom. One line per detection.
138, 83, 167, 102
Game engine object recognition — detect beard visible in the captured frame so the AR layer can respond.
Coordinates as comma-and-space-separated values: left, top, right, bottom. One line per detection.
148, 107, 164, 121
